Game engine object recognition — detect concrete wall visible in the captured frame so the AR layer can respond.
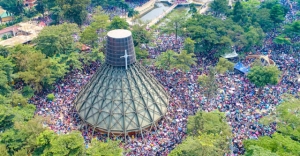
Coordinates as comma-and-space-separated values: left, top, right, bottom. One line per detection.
134, 0, 156, 16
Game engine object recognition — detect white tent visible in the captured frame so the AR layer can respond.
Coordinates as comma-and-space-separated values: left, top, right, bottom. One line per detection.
222, 50, 238, 58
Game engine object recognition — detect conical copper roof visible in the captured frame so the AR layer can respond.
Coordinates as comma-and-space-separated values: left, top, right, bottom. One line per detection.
74, 29, 169, 134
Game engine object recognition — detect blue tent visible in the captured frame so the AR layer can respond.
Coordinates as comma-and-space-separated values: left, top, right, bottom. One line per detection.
234, 62, 250, 74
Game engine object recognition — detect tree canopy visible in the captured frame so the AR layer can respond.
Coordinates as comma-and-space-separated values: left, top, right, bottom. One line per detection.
170, 111, 232, 156
0, 0, 24, 16
56, 0, 91, 26
210, 0, 229, 15
173, 50, 196, 72
34, 23, 79, 57
247, 65, 281, 88
197, 67, 218, 103
107, 16, 129, 30
244, 96, 300, 156
86, 139, 123, 156
154, 50, 177, 70
215, 57, 234, 74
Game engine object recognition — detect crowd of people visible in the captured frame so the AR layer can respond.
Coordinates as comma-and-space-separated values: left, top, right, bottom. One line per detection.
29, 0, 300, 155
101, 0, 149, 18
147, 31, 184, 58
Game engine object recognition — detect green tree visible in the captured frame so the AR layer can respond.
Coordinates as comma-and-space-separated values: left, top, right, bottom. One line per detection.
135, 46, 148, 60
39, 131, 85, 156
241, 0, 261, 11
154, 50, 177, 70
80, 26, 98, 47
48, 57, 69, 80
188, 3, 197, 16
173, 50, 196, 72
197, 67, 218, 104
0, 104, 14, 131
81, 48, 105, 65
46, 93, 55, 101
273, 35, 291, 45
270, 4, 286, 25
13, 148, 28, 156
131, 23, 152, 46
254, 8, 274, 32
247, 65, 281, 93
21, 86, 35, 98
56, 0, 91, 26
11, 104, 36, 122
162, 11, 186, 40
0, 46, 10, 58
284, 20, 300, 38
35, 0, 56, 16
171, 111, 231, 156
0, 0, 24, 16
0, 70, 11, 95
244, 133, 300, 156
275, 97, 300, 141
260, 96, 300, 141
11, 91, 28, 106
50, 6, 63, 25
188, 110, 203, 136
216, 57, 234, 74
80, 12, 109, 47
107, 16, 129, 30
12, 50, 54, 91
34, 23, 79, 57
210, 0, 229, 15
244, 26, 265, 51
91, 0, 108, 6
183, 37, 195, 54
61, 52, 83, 71
35, 130, 56, 155
86, 138, 123, 156
0, 94, 10, 104
35, 0, 45, 16
185, 15, 236, 56
0, 144, 9, 156
188, 111, 231, 137
0, 56, 15, 83
244, 145, 278, 156
0, 106, 40, 155
232, 0, 247, 23
8, 45, 66, 91
127, 8, 139, 18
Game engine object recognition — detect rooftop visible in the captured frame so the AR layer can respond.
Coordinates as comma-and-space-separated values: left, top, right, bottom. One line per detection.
0, 22, 44, 47
107, 29, 132, 38
0, 7, 11, 18
0, 34, 38, 46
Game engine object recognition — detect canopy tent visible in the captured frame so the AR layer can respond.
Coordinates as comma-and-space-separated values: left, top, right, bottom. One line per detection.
234, 62, 250, 74
222, 50, 238, 58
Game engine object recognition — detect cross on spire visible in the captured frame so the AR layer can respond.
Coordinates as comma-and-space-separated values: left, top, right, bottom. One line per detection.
120, 50, 132, 70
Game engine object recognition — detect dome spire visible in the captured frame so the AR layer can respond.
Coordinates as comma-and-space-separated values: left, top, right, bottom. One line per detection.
105, 29, 136, 67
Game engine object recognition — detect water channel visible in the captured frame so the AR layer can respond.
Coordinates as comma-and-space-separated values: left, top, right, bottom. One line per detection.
140, 2, 171, 22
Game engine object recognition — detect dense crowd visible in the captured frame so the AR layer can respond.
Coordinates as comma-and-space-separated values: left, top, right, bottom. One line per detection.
29, 0, 300, 155
147, 31, 184, 58
101, 0, 149, 18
